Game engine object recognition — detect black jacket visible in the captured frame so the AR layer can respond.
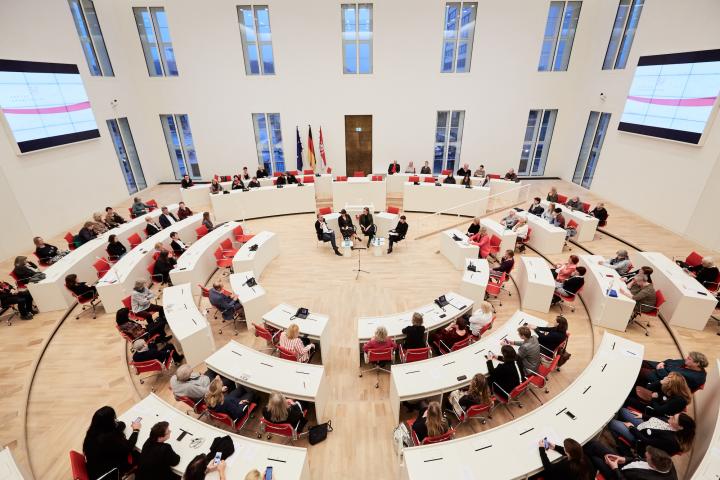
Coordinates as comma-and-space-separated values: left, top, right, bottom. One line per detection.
79, 227, 97, 243
262, 402, 307, 432
630, 425, 682, 456
457, 167, 471, 177
420, 166, 431, 174
135, 439, 180, 480
180, 178, 193, 188
256, 169, 268, 178
338, 215, 355, 231
145, 223, 161, 237
487, 358, 525, 399
107, 241, 127, 260
493, 258, 514, 274
158, 213, 178, 229
528, 204, 545, 216
539, 445, 595, 480
35, 244, 59, 262
231, 180, 245, 190
83, 424, 138, 480
392, 222, 409, 239
248, 180, 261, 188
443, 176, 456, 184
170, 240, 186, 256
467, 223, 480, 236
401, 325, 426, 349
535, 326, 566, 353
561, 276, 585, 295
276, 175, 287, 185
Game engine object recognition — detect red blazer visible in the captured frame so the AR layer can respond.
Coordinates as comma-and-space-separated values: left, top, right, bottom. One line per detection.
469, 233, 491, 258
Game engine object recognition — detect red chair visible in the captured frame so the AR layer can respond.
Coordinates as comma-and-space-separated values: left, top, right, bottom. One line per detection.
65, 284, 101, 319
115, 323, 157, 343
303, 169, 314, 174
326, 167, 332, 174
540, 334, 569, 363
122, 296, 142, 321
581, 202, 591, 213
69, 450, 89, 480
449, 400, 495, 426
441, 169, 451, 175
146, 261, 167, 286
127, 233, 142, 249
555, 285, 583, 313
359, 347, 394, 388
287, 170, 298, 176
434, 335, 472, 355
471, 315, 495, 342
517, 227, 532, 252
336, 176, 348, 182
233, 225, 255, 243
683, 251, 704, 268
146, 199, 158, 210
208, 403, 256, 432
353, 171, 364, 177
631, 290, 665, 336
9, 271, 27, 290
487, 173, 500, 179
493, 379, 533, 418
485, 272, 505, 306
130, 353, 174, 391
399, 346, 431, 363
407, 418, 456, 446
387, 206, 400, 214
273, 171, 283, 177
488, 235, 502, 257
195, 224, 209, 240
303, 175, 315, 183
409, 175, 420, 183
528, 352, 562, 395
318, 207, 332, 215
253, 323, 280, 353
277, 344, 303, 362
213, 174, 220, 180
424, 176, 436, 183
213, 247, 233, 276
93, 258, 111, 279
259, 409, 308, 443
556, 194, 568, 204
64, 232, 77, 250
371, 175, 383, 181
220, 238, 239, 256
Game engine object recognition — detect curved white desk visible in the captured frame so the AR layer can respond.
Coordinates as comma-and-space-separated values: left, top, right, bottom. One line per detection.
389, 310, 547, 423
119, 394, 310, 479
206, 341, 329, 422
541, 200, 599, 243
380, 173, 435, 194
402, 333, 643, 480
513, 256, 555, 313
179, 181, 231, 207
332, 178, 386, 212
460, 259, 489, 306
578, 255, 636, 331
210, 184, 316, 223
229, 271, 270, 326
488, 178, 522, 209
29, 204, 178, 312
517, 211, 566, 254
163, 283, 216, 368
96, 214, 201, 312
0, 447, 25, 479
689, 360, 720, 479
170, 221, 239, 295
232, 231, 279, 277
403, 183, 489, 217
480, 218, 517, 256
440, 229, 480, 270
263, 304, 330, 356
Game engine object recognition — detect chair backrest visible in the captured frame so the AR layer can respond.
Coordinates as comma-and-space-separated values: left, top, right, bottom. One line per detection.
69, 450, 89, 480
213, 247, 226, 260
424, 176, 436, 183
387, 206, 400, 214
567, 219, 578, 229
198, 284, 210, 298
195, 224, 209, 239
131, 359, 163, 375
685, 251, 703, 267
303, 175, 314, 183
220, 238, 233, 250
64, 232, 76, 250
272, 178, 278, 185
422, 427, 455, 445
353, 171, 364, 177
276, 344, 299, 361
367, 347, 394, 363
326, 167, 332, 173
655, 290, 666, 309
273, 171, 283, 177
146, 261, 157, 279
489, 235, 502, 248
208, 409, 235, 429
556, 194, 568, 204
524, 227, 532, 242
404, 347, 431, 363
121, 296, 132, 310
477, 316, 495, 337
8, 271, 26, 289
303, 169, 314, 174
465, 402, 493, 419
581, 202, 591, 213
450, 336, 472, 352
487, 173, 501, 179
151, 251, 160, 261
146, 199, 158, 209
93, 258, 110, 277
509, 378, 531, 399
372, 175, 383, 181
441, 169, 451, 175
127, 233, 142, 248
260, 418, 295, 437
318, 207, 332, 215
233, 225, 245, 236
409, 175, 420, 183
253, 323, 276, 344
336, 176, 347, 182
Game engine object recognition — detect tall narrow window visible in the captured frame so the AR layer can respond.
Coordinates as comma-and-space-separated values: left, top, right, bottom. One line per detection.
133, 7, 178, 77
160, 114, 200, 180
518, 109, 557, 176
441, 2, 477, 73
342, 4, 373, 74
573, 112, 611, 188
68, 0, 114, 76
603, 0, 643, 70
107, 118, 146, 194
252, 113, 285, 174
237, 6, 275, 75
433, 111, 465, 174
538, 1, 581, 72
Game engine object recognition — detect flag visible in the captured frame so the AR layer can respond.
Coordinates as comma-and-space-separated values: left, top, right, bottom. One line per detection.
319, 127, 327, 167
296, 126, 303, 171
307, 125, 317, 171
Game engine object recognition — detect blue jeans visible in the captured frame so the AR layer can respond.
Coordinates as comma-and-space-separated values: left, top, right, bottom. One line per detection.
608, 408, 642, 443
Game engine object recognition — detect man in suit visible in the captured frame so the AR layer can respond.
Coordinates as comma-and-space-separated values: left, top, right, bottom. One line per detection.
158, 207, 178, 229
388, 160, 400, 175
420, 161, 431, 174
256, 165, 268, 178
145, 217, 162, 236
276, 174, 287, 185
208, 282, 245, 320
456, 163, 471, 178
552, 266, 586, 304
169, 232, 187, 257
528, 197, 544, 216
315, 214, 342, 256
387, 215, 408, 254
492, 250, 515, 274
585, 443, 677, 480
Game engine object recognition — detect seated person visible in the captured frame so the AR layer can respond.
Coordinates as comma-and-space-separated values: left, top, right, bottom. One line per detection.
513, 217, 529, 250
153, 251, 176, 285
263, 391, 307, 432
431, 317, 469, 352
466, 217, 481, 236
315, 214, 342, 256
565, 196, 582, 211
486, 344, 525, 401
363, 326, 397, 358
275, 174, 287, 185
528, 197, 544, 216
248, 176, 261, 188
474, 164, 486, 177
684, 256, 719, 289
625, 372, 692, 420
546, 187, 559, 202
169, 232, 187, 257
542, 202, 556, 223
33, 236, 68, 265
550, 208, 566, 228
231, 175, 245, 190
158, 207, 178, 229
105, 207, 126, 228
501, 210, 519, 229
279, 323, 316, 362
0, 280, 35, 320
443, 173, 456, 184
420, 161, 432, 174
208, 282, 244, 320
405, 161, 416, 173
609, 412, 695, 457
585, 443, 677, 480
210, 178, 224, 194
204, 376, 256, 421
624, 265, 654, 284
131, 338, 184, 365
65, 273, 97, 299
456, 163, 471, 178
531, 315, 568, 354
387, 216, 408, 254
600, 249, 631, 275
504, 168, 518, 181
537, 437, 595, 480
551, 266, 586, 304
411, 401, 448, 444
552, 255, 580, 281
241, 166, 251, 180
638, 351, 708, 392
448, 373, 492, 418
256, 165, 268, 178
622, 274, 656, 317
131, 280, 165, 321
107, 234, 128, 261
401, 313, 426, 349
492, 250, 515, 274
461, 174, 472, 186
83, 406, 141, 480
358, 207, 376, 247
505, 326, 540, 375
338, 209, 358, 241
78, 222, 98, 244
116, 307, 170, 343
183, 455, 226, 480
388, 160, 400, 175
285, 171, 298, 184
91, 213, 110, 235
180, 174, 194, 189
469, 226, 491, 259
13, 256, 45, 284
468, 301, 493, 337
177, 202, 193, 220
170, 365, 211, 401
135, 421, 180, 480
202, 212, 214, 232
590, 202, 608, 226
131, 197, 151, 217
145, 216, 161, 237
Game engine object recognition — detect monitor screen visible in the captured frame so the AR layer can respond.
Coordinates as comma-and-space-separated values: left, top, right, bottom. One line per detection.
0, 59, 100, 153
618, 49, 720, 144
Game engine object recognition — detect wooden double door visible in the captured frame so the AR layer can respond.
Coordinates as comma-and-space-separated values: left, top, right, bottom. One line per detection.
344, 115, 372, 176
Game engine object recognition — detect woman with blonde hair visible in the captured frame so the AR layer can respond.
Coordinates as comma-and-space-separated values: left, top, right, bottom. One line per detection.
91, 212, 110, 234
262, 391, 307, 431
412, 401, 449, 443
362, 325, 397, 353
279, 323, 315, 362
469, 225, 491, 259
204, 376, 256, 422
243, 470, 260, 480
468, 301, 493, 337
449, 373, 492, 417
626, 371, 692, 418
401, 312, 426, 349
466, 217, 481, 237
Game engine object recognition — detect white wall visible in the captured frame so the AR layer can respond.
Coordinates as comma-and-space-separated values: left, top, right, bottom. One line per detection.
1, 0, 719, 258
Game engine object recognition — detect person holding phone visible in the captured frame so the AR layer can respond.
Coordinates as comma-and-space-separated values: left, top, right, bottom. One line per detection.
485, 344, 525, 401
536, 437, 595, 480
584, 443, 677, 480
182, 454, 226, 480
83, 406, 142, 479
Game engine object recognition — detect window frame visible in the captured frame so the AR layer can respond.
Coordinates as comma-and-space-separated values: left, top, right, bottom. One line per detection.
518, 109, 557, 176
160, 114, 201, 180
538, 1, 581, 72
133, 6, 178, 77
433, 110, 465, 174
68, 0, 114, 76
341, 3, 373, 74
252, 113, 285, 175
107, 118, 146, 194
237, 5, 276, 75
441, 2, 477, 73
573, 111, 611, 188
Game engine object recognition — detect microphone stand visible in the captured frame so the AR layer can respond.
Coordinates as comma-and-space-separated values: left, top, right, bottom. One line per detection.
353, 246, 370, 280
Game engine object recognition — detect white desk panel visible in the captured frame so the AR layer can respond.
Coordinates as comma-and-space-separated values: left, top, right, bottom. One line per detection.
541, 201, 599, 243
0, 447, 25, 479
460, 259, 489, 307
440, 229, 480, 270
481, 218, 518, 255
518, 211, 566, 255
403, 183, 489, 217
163, 283, 216, 368
513, 256, 555, 313
210, 184, 316, 223
578, 255, 636, 332
382, 173, 435, 194
179, 182, 230, 208
375, 211, 399, 239
488, 178, 522, 209
263, 304, 330, 355
332, 179, 386, 212
229, 272, 270, 326
232, 231, 279, 277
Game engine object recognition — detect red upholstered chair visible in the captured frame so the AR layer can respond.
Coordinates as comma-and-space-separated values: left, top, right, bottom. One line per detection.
424, 176, 436, 183
359, 347, 394, 388
528, 352, 562, 394
69, 450, 89, 480
273, 171, 283, 177
220, 238, 239, 256
277, 344, 302, 362
353, 171, 364, 177
272, 178, 278, 185
64, 232, 77, 250
684, 251, 704, 268
493, 378, 534, 418
303, 175, 315, 183
259, 409, 308, 443
487, 173, 501, 179
581, 202, 591, 213
555, 285, 583, 313
8, 271, 27, 290
213, 247, 233, 276
407, 418, 456, 446
441, 169, 451, 175
434, 335, 471, 355
303, 169, 314, 174
127, 233, 142, 249
318, 207, 332, 215
130, 353, 174, 390
471, 315, 495, 342
208, 402, 256, 432
488, 235, 502, 257
195, 225, 209, 240
66, 284, 102, 319
233, 225, 255, 243
253, 323, 280, 353
371, 175, 383, 181
93, 257, 111, 279
213, 174, 220, 180
631, 290, 666, 336
387, 206, 400, 214
336, 176, 347, 182
326, 167, 332, 174
449, 400, 495, 427
485, 273, 505, 307
556, 194, 568, 204
399, 346, 431, 363
409, 175, 420, 182
146, 199, 158, 210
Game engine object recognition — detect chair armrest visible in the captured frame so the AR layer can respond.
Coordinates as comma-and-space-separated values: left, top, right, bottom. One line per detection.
492, 382, 510, 398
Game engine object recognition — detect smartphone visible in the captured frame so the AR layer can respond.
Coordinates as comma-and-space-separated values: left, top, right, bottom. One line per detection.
543, 437, 549, 450
213, 452, 222, 465
134, 417, 142, 424
523, 322, 528, 326
565, 411, 577, 420
487, 350, 494, 358
264, 466, 273, 480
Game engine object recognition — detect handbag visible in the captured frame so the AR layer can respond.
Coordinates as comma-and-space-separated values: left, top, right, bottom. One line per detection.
308, 420, 333, 445
557, 351, 572, 367
208, 435, 235, 460
392, 422, 412, 452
